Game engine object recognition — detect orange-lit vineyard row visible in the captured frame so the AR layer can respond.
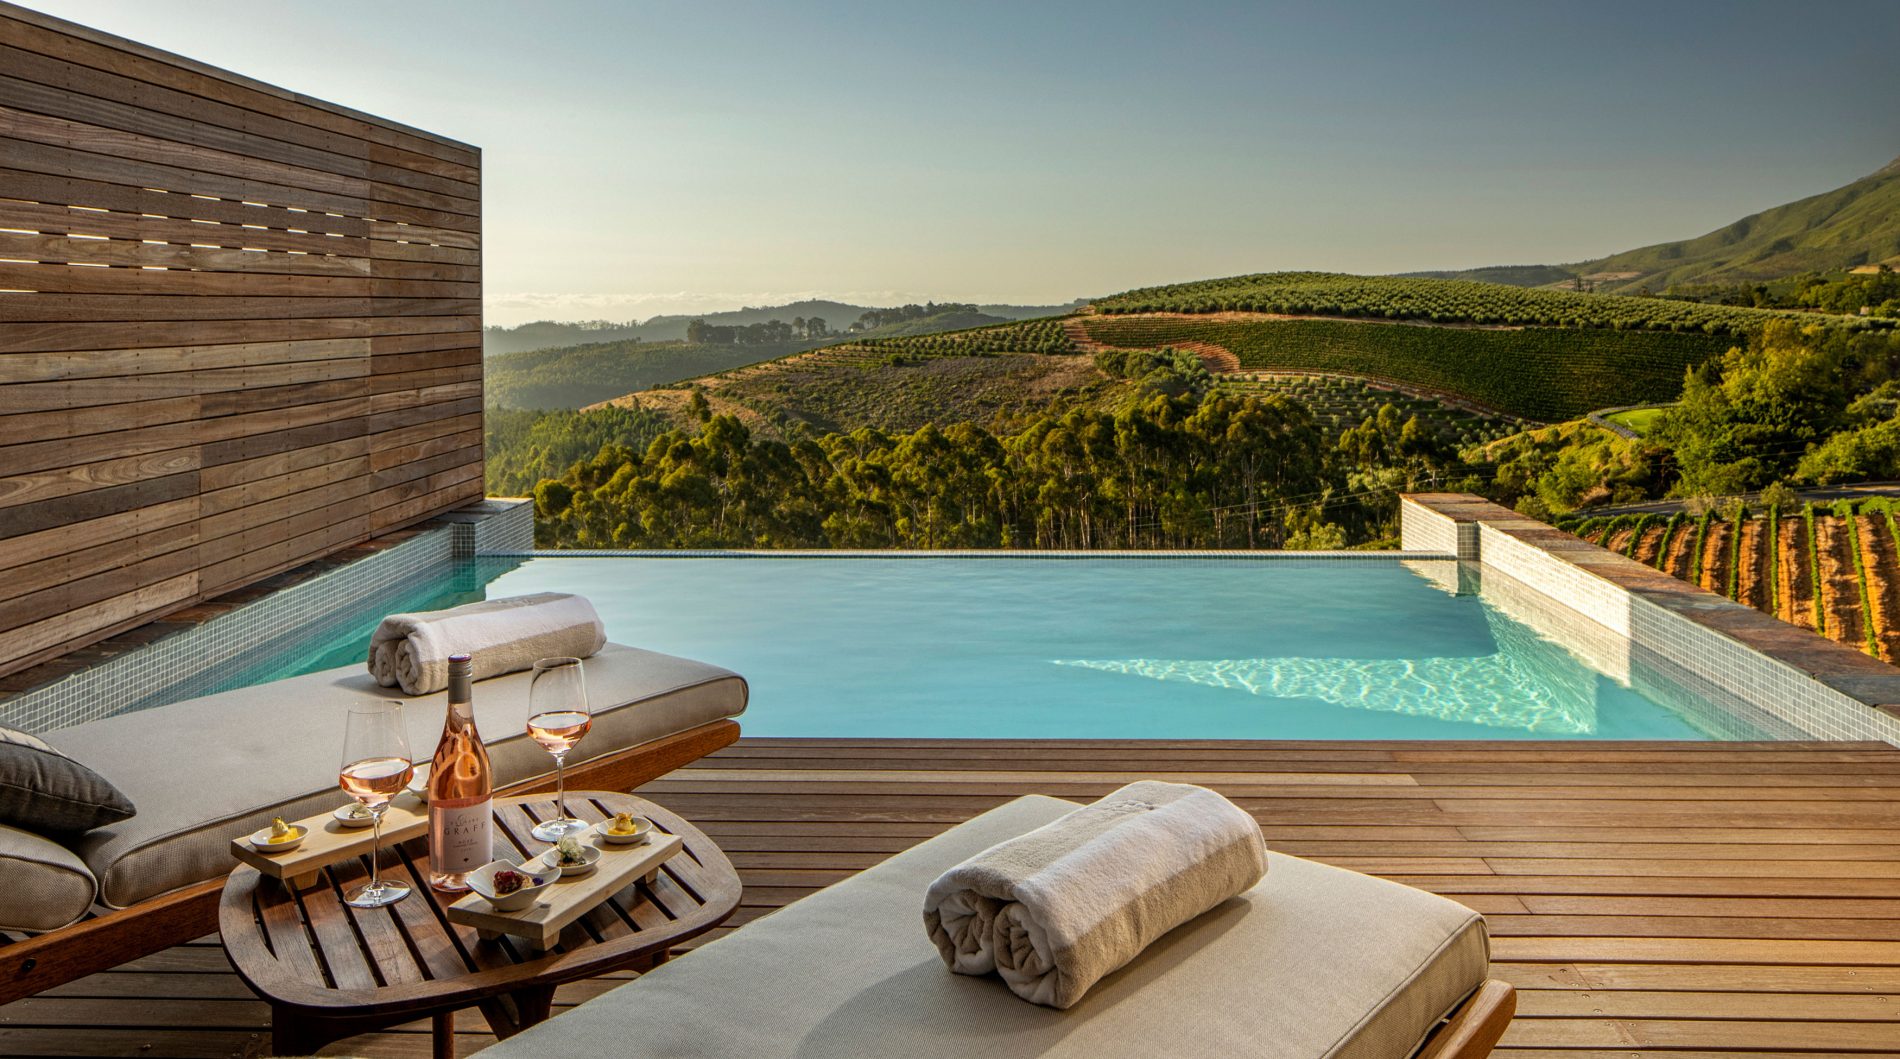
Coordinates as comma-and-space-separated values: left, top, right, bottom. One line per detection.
1571, 506, 1900, 662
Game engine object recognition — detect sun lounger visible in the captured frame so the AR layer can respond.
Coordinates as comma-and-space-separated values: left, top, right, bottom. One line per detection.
479, 794, 1514, 1059
0, 644, 746, 1004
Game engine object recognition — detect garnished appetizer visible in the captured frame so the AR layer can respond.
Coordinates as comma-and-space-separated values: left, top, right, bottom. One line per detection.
491, 868, 527, 896
554, 834, 588, 866
606, 812, 641, 836
342, 802, 372, 821
252, 816, 305, 851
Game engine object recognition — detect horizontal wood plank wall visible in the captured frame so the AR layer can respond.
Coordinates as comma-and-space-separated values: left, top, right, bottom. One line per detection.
0, 3, 481, 678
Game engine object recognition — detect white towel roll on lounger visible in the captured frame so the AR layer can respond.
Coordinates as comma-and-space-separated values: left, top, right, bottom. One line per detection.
367, 593, 607, 695
923, 780, 1267, 1009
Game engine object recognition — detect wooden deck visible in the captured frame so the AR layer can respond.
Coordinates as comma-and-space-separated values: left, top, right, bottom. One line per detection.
5, 737, 1900, 1056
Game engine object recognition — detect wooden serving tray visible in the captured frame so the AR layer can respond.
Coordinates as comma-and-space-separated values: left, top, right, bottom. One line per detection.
229, 790, 430, 888
445, 831, 684, 949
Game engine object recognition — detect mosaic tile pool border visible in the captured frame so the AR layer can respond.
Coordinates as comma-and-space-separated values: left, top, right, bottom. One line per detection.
1401, 494, 1900, 743
0, 500, 532, 734
442, 497, 536, 557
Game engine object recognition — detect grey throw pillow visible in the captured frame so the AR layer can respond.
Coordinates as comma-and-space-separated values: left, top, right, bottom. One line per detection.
0, 726, 136, 834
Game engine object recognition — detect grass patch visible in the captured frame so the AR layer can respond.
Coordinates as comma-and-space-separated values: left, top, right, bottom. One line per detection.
1604, 406, 1668, 436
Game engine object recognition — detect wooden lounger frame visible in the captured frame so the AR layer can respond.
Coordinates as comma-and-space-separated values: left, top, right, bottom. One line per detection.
0, 719, 739, 1007
1419, 979, 1517, 1059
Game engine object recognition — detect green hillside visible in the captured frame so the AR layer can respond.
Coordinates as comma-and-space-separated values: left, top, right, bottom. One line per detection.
605, 314, 1523, 453
483, 299, 1080, 355
487, 339, 805, 410
1217, 373, 1521, 446
849, 308, 1009, 337
1082, 315, 1726, 422
1092, 271, 1798, 333
487, 307, 1062, 410
485, 404, 672, 496
1574, 156, 1900, 291
1411, 156, 1900, 294
1396, 264, 1577, 287
624, 320, 1101, 435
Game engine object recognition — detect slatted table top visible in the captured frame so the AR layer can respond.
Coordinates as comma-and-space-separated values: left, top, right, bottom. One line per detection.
217, 792, 740, 1021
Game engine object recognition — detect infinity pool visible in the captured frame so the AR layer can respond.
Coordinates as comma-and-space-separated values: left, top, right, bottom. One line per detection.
238, 556, 1772, 741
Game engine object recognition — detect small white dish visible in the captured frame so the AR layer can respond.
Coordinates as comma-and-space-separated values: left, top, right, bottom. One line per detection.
538, 843, 602, 877
403, 767, 430, 804
593, 815, 653, 845
467, 860, 556, 912
332, 803, 376, 828
249, 824, 308, 853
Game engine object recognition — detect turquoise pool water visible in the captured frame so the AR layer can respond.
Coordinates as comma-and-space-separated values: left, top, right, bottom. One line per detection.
247, 556, 1770, 741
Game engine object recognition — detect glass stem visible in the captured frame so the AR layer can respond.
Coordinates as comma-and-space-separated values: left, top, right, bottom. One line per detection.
554, 752, 569, 821
368, 807, 383, 892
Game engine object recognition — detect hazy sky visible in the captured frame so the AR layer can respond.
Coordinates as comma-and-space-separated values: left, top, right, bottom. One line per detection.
22, 0, 1900, 325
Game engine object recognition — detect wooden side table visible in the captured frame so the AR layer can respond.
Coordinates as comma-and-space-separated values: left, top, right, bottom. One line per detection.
219, 792, 740, 1058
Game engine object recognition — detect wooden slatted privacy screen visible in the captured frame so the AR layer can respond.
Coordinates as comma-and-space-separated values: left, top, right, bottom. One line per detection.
0, 3, 482, 677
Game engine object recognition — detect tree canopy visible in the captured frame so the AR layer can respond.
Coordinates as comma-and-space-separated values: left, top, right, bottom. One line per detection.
530, 389, 1378, 550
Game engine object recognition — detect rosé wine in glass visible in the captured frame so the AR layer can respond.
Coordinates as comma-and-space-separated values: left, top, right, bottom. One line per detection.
338, 702, 414, 908
527, 710, 592, 754
339, 755, 413, 807
527, 658, 591, 842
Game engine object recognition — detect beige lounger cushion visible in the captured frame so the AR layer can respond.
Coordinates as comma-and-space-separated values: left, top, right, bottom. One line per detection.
47, 644, 745, 908
484, 794, 1488, 1059
0, 822, 97, 934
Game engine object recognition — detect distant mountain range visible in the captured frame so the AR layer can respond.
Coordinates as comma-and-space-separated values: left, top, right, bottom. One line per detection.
1408, 154, 1900, 293
483, 298, 1087, 357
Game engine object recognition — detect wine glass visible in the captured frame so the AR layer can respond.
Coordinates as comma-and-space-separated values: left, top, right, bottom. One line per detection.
526, 657, 591, 842
338, 700, 415, 908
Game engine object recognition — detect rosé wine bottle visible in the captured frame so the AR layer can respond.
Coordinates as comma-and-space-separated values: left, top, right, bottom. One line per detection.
428, 654, 493, 892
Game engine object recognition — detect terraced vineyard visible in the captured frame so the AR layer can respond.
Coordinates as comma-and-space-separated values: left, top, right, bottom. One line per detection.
593, 302, 1665, 448
1083, 314, 1725, 421
1217, 373, 1523, 444
850, 317, 1077, 356
1093, 271, 1825, 334
1566, 502, 1900, 661
617, 335, 1103, 436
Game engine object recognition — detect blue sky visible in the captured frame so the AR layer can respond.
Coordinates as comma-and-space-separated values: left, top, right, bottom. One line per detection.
23, 0, 1900, 325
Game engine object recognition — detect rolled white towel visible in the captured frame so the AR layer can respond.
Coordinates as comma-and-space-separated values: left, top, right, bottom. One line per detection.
923, 781, 1266, 1009
366, 593, 607, 695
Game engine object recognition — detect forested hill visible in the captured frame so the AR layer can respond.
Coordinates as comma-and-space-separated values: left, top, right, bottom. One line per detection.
1406, 154, 1900, 293
483, 298, 1084, 356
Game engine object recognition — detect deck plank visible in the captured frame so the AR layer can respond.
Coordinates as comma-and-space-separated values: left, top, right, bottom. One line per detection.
3, 737, 1899, 1056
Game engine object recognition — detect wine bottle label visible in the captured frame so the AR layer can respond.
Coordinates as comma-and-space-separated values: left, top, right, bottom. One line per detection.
430, 802, 493, 873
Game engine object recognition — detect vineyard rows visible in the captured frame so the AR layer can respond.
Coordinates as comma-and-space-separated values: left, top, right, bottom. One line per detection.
1218, 374, 1521, 445
673, 312, 1572, 445
1083, 315, 1724, 422
648, 320, 1082, 394
1567, 502, 1900, 662
850, 318, 1077, 356
1091, 271, 1861, 335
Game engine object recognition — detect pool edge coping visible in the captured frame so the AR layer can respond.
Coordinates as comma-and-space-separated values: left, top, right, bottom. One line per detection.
480, 549, 1460, 560
1402, 493, 1900, 743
